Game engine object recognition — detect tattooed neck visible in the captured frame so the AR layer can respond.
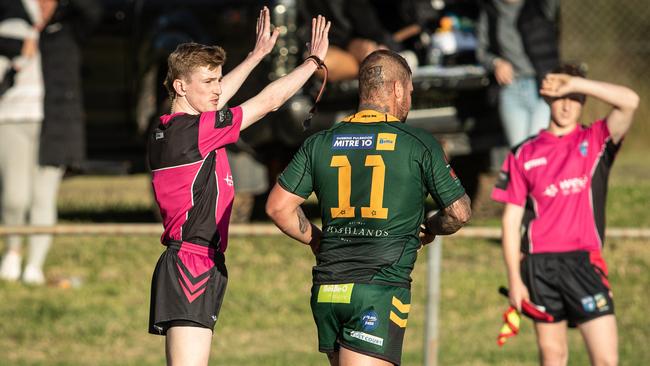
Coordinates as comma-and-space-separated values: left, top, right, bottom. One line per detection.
358, 102, 390, 114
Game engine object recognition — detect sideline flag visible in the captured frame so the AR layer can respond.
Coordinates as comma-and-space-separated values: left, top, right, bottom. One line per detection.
498, 286, 554, 322
497, 286, 555, 347
497, 306, 521, 346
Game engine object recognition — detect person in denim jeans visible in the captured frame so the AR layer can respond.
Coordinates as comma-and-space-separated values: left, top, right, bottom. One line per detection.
476, 0, 560, 147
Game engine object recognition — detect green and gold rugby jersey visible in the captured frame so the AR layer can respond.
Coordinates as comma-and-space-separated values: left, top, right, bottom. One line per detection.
278, 110, 465, 287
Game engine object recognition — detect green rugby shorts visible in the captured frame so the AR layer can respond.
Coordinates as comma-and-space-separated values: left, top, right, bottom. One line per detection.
310, 283, 411, 365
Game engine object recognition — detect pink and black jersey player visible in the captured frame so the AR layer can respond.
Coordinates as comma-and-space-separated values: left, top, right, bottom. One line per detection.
493, 118, 617, 320
148, 107, 242, 334
492, 63, 639, 366
146, 8, 331, 366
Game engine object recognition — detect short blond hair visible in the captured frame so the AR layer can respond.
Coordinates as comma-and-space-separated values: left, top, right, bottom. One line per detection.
164, 42, 226, 99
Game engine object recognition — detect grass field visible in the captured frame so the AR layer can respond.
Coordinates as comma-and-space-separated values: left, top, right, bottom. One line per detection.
1, 147, 648, 365
0, 236, 648, 365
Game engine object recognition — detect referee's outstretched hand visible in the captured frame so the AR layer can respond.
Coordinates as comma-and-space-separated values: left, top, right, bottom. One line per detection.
307, 15, 331, 62
251, 6, 280, 59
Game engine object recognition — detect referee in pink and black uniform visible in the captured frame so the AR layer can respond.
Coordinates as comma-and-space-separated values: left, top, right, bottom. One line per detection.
492, 63, 639, 366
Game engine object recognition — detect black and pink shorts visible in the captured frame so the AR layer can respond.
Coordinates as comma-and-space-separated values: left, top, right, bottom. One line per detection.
521, 250, 614, 327
148, 241, 228, 335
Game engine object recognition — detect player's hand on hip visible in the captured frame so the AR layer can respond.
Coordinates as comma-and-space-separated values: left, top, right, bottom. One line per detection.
508, 278, 530, 312
419, 225, 436, 247
308, 15, 331, 61
540, 73, 576, 97
251, 6, 280, 59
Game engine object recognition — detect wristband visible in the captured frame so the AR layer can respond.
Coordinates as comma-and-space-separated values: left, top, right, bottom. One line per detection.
303, 55, 328, 130
304, 55, 325, 69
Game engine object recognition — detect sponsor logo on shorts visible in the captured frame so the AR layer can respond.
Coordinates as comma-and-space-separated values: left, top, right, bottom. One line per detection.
349, 331, 384, 346
211, 315, 218, 321
581, 295, 596, 312
376, 133, 396, 151
524, 157, 547, 171
317, 284, 355, 303
594, 293, 610, 312
155, 131, 165, 140
360, 311, 379, 331
332, 134, 375, 150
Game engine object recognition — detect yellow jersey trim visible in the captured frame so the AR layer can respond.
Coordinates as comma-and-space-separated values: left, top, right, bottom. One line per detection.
343, 109, 400, 123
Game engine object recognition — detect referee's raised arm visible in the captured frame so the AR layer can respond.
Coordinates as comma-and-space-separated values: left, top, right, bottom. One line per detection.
239, 15, 330, 130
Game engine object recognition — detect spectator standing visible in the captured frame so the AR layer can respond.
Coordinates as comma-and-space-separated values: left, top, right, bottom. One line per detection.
476, 0, 560, 147
0, 0, 101, 285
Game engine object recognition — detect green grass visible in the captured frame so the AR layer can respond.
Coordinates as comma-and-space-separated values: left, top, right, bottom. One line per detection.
1, 236, 649, 365
2, 142, 648, 365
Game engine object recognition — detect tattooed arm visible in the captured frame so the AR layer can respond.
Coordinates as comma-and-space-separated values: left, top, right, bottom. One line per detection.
423, 194, 471, 235
266, 183, 322, 254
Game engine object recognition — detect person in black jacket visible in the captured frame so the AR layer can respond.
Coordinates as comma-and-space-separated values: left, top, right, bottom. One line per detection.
476, 0, 560, 147
300, 0, 431, 81
0, 0, 101, 285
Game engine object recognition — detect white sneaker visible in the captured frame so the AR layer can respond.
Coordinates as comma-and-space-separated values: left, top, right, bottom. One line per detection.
0, 251, 22, 281
22, 265, 45, 285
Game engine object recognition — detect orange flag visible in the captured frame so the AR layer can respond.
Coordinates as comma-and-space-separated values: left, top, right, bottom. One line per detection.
497, 306, 521, 346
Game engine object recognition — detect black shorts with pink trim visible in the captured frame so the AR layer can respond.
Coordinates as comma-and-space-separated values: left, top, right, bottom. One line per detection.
521, 250, 614, 327
148, 241, 228, 335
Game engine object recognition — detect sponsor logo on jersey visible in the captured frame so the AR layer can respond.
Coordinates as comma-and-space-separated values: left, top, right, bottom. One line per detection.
446, 164, 458, 179
216, 108, 233, 127
360, 311, 379, 331
325, 225, 390, 237
442, 153, 457, 179
543, 175, 588, 197
349, 331, 384, 346
224, 174, 234, 187
594, 293, 609, 312
524, 157, 547, 171
376, 133, 396, 151
581, 295, 596, 312
579, 140, 589, 157
332, 134, 375, 150
559, 175, 588, 195
495, 170, 510, 190
543, 184, 559, 197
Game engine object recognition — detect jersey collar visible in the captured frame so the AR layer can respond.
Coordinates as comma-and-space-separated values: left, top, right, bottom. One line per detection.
539, 123, 583, 142
342, 109, 401, 123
